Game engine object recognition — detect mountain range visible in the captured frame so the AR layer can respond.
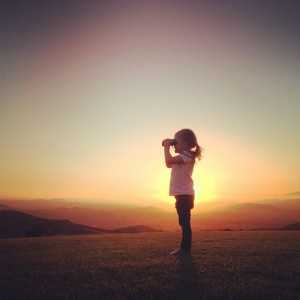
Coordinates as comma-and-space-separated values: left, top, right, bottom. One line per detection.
0, 198, 299, 234
0, 209, 160, 238
0, 210, 108, 238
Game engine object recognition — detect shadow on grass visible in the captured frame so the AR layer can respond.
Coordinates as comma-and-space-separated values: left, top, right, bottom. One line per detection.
177, 254, 201, 299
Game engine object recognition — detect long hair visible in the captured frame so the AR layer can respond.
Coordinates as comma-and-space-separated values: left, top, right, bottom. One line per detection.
176, 129, 203, 162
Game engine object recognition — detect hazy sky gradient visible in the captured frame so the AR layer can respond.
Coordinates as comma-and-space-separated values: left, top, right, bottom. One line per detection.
1, 1, 299, 207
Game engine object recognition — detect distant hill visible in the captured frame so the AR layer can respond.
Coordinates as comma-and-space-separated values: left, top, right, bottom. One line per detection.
26, 206, 174, 231
254, 199, 300, 210
112, 225, 162, 233
0, 199, 174, 230
0, 210, 109, 238
0, 199, 71, 210
280, 222, 300, 231
193, 201, 300, 230
1, 198, 299, 231
0, 204, 12, 211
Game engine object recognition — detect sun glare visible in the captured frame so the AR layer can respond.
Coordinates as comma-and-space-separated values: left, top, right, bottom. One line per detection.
152, 162, 217, 208
153, 170, 170, 201
193, 166, 216, 203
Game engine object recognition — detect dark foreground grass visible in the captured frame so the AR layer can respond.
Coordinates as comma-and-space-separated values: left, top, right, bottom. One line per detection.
0, 231, 299, 300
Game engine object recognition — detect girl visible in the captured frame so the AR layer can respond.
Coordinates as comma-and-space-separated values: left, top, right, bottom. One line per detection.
162, 129, 202, 255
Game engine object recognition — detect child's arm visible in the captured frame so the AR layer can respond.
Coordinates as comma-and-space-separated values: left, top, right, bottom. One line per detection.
163, 139, 184, 168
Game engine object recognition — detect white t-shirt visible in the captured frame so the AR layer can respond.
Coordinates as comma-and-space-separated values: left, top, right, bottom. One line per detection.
169, 151, 195, 196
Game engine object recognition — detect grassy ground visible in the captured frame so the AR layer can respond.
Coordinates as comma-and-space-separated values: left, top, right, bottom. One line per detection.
0, 231, 299, 299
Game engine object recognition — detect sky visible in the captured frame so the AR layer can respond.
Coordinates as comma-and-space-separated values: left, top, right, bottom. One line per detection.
1, 0, 300, 208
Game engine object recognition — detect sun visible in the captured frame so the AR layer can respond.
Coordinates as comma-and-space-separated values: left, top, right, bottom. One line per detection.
152, 165, 217, 208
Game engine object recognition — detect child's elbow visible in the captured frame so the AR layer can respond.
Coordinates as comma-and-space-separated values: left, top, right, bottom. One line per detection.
165, 163, 172, 168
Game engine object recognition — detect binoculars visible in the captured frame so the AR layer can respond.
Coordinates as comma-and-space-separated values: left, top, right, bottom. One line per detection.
162, 139, 177, 146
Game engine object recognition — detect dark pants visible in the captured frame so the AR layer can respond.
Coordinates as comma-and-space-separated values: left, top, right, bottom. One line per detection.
175, 194, 194, 253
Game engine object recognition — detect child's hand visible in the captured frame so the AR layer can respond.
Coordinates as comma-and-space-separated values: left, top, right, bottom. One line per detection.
162, 139, 171, 147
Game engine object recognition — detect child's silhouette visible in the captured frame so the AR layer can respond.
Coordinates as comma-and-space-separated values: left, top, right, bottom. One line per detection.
162, 129, 202, 255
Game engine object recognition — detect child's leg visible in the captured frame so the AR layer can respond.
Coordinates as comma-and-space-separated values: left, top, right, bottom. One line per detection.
175, 195, 194, 253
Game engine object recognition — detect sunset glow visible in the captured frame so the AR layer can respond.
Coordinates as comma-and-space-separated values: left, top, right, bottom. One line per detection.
1, 1, 299, 208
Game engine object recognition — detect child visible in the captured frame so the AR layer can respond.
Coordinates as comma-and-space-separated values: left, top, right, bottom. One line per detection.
162, 129, 202, 255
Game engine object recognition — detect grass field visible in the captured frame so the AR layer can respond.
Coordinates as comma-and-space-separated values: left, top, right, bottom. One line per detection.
0, 231, 299, 299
